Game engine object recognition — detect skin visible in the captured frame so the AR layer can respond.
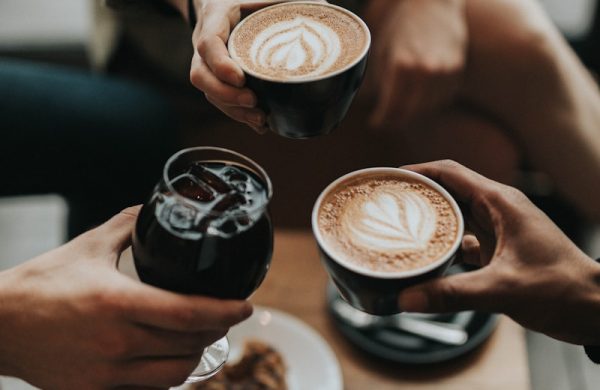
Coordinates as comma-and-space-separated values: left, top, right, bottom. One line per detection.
363, 0, 467, 129
460, 0, 600, 219
0, 206, 252, 390
168, 0, 600, 217
168, 0, 327, 134
399, 161, 600, 346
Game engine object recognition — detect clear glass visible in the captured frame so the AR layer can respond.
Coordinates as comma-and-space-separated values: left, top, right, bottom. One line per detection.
132, 147, 273, 382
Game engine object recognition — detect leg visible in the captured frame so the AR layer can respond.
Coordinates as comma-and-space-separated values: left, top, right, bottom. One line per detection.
0, 60, 178, 238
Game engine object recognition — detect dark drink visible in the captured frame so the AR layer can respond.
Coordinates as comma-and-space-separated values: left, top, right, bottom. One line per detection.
133, 154, 273, 300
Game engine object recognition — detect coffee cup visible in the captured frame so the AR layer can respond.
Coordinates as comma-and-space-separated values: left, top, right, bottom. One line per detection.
312, 168, 465, 315
228, 2, 371, 139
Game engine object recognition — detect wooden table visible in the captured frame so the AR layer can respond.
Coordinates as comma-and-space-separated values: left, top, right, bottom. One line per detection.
250, 230, 531, 390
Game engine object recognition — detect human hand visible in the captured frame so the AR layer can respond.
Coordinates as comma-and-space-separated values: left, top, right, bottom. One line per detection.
0, 206, 252, 389
398, 160, 600, 346
366, 0, 467, 129
189, 0, 325, 134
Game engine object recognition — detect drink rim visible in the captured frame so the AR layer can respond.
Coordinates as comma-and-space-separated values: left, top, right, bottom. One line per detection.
228, 1, 371, 84
311, 167, 465, 279
163, 146, 273, 217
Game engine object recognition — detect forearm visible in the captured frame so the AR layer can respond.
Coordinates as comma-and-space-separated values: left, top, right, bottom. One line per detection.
0, 269, 21, 378
463, 0, 600, 219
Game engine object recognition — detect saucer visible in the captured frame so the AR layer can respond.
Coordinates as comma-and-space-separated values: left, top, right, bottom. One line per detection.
326, 280, 498, 364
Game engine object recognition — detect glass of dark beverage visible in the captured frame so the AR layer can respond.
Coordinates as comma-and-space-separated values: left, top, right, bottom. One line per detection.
132, 146, 273, 383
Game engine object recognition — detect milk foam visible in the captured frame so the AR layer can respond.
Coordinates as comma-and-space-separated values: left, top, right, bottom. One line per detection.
249, 17, 342, 79
343, 190, 437, 252
229, 3, 368, 81
317, 176, 460, 274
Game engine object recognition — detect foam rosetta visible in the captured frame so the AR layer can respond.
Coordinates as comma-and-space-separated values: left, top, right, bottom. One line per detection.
229, 3, 368, 81
318, 176, 459, 273
250, 17, 341, 79
343, 191, 436, 252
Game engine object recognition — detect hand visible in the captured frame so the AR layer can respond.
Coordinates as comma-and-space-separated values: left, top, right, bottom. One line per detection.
398, 160, 600, 346
187, 1, 286, 133
366, 0, 467, 129
0, 206, 252, 390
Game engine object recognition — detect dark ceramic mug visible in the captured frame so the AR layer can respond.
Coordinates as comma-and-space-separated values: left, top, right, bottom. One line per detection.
311, 168, 465, 315
228, 2, 371, 139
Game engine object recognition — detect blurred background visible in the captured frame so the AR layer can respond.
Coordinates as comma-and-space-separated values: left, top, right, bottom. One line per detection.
1, 0, 599, 389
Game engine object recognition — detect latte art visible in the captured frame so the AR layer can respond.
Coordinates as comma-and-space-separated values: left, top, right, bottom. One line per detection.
229, 3, 369, 81
250, 17, 341, 79
317, 174, 460, 273
344, 191, 436, 252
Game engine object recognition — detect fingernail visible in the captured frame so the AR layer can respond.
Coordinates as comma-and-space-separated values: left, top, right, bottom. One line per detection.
399, 288, 428, 312
246, 112, 264, 126
253, 125, 269, 135
235, 71, 245, 87
241, 302, 253, 319
238, 92, 256, 108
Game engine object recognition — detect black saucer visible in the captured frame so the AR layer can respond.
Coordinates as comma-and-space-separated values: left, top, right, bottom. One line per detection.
326, 275, 498, 364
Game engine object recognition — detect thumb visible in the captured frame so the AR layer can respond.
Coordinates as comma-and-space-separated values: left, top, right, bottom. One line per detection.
399, 269, 498, 313
94, 205, 141, 254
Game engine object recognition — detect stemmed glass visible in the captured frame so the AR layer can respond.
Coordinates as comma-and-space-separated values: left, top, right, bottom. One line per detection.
132, 146, 273, 382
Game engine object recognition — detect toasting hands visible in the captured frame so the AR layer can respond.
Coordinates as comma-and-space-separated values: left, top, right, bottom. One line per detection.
399, 161, 600, 346
0, 206, 251, 390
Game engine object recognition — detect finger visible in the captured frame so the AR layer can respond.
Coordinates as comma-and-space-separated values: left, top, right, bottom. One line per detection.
126, 326, 227, 358
400, 160, 498, 207
114, 386, 168, 390
399, 268, 499, 313
82, 206, 141, 257
369, 54, 399, 128
204, 93, 266, 129
459, 234, 482, 266
125, 286, 252, 332
195, 2, 244, 87
117, 354, 202, 388
190, 54, 256, 107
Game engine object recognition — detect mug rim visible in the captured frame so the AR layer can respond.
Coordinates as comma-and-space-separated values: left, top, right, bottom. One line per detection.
311, 167, 465, 280
228, 1, 371, 84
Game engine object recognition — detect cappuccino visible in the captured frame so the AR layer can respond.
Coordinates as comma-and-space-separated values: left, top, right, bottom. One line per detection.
317, 172, 460, 274
229, 2, 369, 81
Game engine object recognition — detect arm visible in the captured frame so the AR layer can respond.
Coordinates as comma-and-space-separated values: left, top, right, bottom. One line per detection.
461, 0, 600, 219
399, 160, 600, 346
0, 207, 251, 389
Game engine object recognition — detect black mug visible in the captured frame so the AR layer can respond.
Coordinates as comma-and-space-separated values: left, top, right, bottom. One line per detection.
311, 168, 465, 315
228, 2, 371, 139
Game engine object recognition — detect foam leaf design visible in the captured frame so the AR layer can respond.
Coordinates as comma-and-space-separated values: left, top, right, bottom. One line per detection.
249, 17, 341, 78
346, 191, 436, 251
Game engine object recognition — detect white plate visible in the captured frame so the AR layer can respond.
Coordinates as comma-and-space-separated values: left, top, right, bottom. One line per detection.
179, 306, 342, 390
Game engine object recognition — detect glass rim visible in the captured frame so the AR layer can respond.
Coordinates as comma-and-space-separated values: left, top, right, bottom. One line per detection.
163, 146, 273, 216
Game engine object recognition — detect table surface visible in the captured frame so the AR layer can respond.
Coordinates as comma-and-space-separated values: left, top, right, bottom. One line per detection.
250, 229, 531, 390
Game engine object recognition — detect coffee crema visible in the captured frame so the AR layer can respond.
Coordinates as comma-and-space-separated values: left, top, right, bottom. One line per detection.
317, 174, 459, 273
229, 3, 369, 81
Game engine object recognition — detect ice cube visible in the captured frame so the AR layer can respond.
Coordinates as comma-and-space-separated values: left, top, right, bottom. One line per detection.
189, 163, 233, 194
172, 174, 215, 202
211, 190, 247, 213
221, 166, 248, 182
168, 203, 197, 230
